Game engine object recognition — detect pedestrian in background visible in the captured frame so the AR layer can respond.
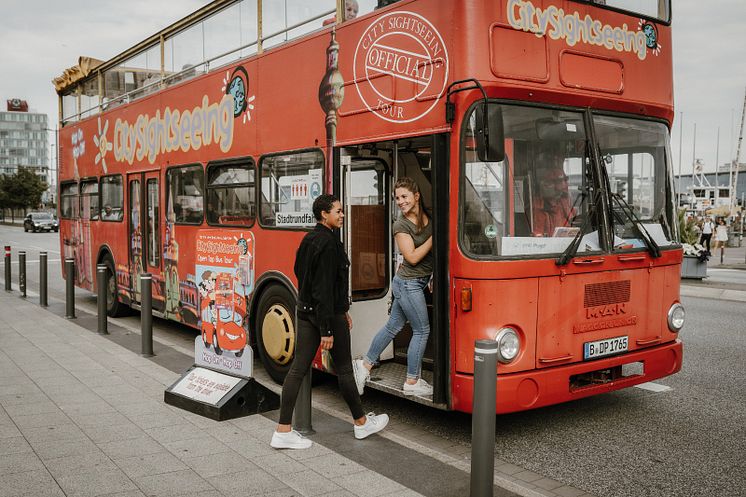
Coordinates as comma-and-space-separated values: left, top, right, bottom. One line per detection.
700, 217, 715, 252
715, 218, 728, 250
270, 194, 388, 450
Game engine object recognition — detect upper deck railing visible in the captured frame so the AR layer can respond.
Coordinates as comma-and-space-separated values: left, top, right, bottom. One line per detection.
54, 0, 373, 126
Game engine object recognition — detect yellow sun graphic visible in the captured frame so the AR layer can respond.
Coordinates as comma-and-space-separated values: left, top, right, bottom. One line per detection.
93, 117, 113, 173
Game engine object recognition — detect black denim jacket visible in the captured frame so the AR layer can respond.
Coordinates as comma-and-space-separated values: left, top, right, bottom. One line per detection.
294, 223, 350, 336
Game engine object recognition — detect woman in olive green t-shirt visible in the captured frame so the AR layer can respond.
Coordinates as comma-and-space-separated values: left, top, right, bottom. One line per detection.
353, 177, 434, 397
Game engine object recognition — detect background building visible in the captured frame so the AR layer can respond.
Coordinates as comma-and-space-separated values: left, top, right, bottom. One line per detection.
0, 98, 49, 179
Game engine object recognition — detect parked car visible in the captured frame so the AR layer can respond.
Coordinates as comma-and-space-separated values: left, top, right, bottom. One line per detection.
23, 212, 58, 232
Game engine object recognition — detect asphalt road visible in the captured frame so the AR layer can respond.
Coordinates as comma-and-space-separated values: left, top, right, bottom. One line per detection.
2, 225, 744, 497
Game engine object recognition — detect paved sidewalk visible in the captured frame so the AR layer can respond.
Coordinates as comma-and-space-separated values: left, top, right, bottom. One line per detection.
681, 243, 746, 302
0, 290, 433, 497
0, 288, 533, 497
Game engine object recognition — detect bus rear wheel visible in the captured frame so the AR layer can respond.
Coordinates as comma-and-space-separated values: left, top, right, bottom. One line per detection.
255, 285, 296, 384
103, 257, 126, 317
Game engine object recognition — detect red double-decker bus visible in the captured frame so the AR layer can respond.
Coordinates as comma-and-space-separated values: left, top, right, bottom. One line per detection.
54, 0, 683, 413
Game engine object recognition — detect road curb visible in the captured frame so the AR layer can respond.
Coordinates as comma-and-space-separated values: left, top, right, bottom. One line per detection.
680, 284, 746, 302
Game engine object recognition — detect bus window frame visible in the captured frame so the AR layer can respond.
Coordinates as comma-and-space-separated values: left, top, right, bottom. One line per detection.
166, 163, 205, 226
79, 177, 100, 221
59, 181, 79, 220
258, 147, 325, 231
205, 156, 257, 228
458, 99, 600, 262
99, 174, 124, 222
571, 0, 671, 25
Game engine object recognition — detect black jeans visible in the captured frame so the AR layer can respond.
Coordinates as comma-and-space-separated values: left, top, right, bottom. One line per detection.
278, 314, 364, 425
700, 233, 712, 252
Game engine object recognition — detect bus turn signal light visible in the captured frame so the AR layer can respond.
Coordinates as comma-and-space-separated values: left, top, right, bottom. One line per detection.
461, 287, 472, 312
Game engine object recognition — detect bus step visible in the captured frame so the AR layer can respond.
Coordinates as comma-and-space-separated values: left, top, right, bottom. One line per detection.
365, 362, 446, 409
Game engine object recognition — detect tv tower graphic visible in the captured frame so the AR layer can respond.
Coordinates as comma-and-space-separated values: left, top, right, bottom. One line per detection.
318, 27, 345, 193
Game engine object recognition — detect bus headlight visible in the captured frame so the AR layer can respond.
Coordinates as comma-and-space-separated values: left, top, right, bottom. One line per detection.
494, 327, 520, 364
667, 303, 685, 332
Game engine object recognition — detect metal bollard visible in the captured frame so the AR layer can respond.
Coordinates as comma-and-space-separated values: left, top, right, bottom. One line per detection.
4, 245, 10, 292
97, 264, 108, 334
19, 251, 26, 298
140, 273, 154, 357
470, 339, 498, 497
65, 258, 76, 319
39, 252, 48, 307
293, 365, 315, 435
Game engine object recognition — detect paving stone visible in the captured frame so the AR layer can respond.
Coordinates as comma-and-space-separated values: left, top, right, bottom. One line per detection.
2, 400, 61, 417
278, 469, 345, 496
134, 468, 214, 497
20, 423, 87, 443
84, 420, 147, 444
302, 452, 366, 478
164, 434, 233, 460
183, 449, 251, 478
98, 436, 165, 459
144, 423, 205, 444
533, 477, 567, 491
225, 433, 277, 459
55, 468, 137, 497
332, 469, 409, 497
0, 451, 46, 474
0, 436, 33, 456
114, 451, 189, 478
0, 469, 65, 497
70, 411, 131, 428
45, 450, 118, 478
250, 452, 309, 477
58, 400, 117, 416
553, 485, 589, 497
209, 466, 287, 496
127, 410, 187, 430
0, 423, 22, 439
514, 469, 544, 483
496, 462, 524, 476
30, 437, 100, 461
10, 411, 72, 429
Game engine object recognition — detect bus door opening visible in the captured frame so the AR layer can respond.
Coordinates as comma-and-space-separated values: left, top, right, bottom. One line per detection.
340, 136, 444, 403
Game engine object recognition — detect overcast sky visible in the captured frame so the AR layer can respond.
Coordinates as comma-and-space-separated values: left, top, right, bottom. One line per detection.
1, 0, 745, 177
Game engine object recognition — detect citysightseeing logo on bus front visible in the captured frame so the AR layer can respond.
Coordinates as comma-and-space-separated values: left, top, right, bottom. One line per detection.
507, 0, 660, 61
104, 94, 235, 166
353, 11, 449, 124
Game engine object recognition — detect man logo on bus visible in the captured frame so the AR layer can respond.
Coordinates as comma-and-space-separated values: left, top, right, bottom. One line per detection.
354, 11, 448, 123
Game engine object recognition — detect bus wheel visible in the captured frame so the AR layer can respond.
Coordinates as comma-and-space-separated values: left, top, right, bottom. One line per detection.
235, 347, 244, 358
255, 285, 296, 384
201, 330, 210, 349
212, 330, 223, 355
103, 258, 126, 317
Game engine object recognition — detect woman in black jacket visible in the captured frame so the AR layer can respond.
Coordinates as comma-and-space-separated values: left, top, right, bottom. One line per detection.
271, 194, 388, 449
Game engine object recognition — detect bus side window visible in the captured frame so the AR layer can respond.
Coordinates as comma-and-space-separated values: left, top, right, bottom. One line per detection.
167, 165, 204, 225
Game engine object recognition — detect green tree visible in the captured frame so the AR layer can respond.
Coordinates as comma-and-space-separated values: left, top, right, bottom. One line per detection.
1, 168, 48, 213
678, 208, 699, 245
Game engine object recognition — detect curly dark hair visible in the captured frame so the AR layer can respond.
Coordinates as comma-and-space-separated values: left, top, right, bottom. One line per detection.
312, 193, 340, 221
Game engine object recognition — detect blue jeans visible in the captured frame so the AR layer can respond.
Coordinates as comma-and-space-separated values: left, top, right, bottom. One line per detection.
364, 275, 431, 380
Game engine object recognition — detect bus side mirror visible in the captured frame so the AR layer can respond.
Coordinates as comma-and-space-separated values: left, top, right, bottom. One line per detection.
475, 104, 505, 162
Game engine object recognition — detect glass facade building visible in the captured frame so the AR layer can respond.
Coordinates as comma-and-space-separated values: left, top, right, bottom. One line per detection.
0, 109, 49, 178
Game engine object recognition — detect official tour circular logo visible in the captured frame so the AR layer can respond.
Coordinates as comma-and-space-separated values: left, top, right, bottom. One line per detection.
353, 11, 448, 123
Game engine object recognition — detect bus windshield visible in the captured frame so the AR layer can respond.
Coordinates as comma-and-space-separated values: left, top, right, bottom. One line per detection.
461, 104, 597, 258
594, 114, 676, 250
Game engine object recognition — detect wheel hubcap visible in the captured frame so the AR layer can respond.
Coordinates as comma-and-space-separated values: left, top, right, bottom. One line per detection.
262, 304, 295, 365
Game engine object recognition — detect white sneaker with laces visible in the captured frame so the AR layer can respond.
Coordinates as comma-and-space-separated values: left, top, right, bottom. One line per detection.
354, 412, 389, 440
270, 430, 312, 449
352, 359, 369, 395
402, 378, 433, 396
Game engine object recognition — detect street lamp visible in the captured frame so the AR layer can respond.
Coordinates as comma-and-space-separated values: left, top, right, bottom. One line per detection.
43, 127, 58, 207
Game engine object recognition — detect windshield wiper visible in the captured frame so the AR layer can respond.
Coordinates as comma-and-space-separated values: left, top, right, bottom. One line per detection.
610, 193, 661, 258
556, 190, 593, 266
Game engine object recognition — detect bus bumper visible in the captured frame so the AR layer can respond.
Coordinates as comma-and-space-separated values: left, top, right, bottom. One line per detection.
451, 339, 683, 414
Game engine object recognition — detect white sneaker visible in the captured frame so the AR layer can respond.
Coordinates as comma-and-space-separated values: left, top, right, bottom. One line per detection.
352, 359, 369, 395
270, 430, 312, 449
354, 412, 389, 440
403, 378, 433, 396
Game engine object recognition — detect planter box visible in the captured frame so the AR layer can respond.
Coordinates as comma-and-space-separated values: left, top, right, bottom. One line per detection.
681, 255, 707, 279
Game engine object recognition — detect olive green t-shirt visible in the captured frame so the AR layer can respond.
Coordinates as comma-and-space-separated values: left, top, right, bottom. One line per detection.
394, 216, 433, 279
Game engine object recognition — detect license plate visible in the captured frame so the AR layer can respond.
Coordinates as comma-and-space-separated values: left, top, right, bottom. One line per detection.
583, 336, 628, 360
